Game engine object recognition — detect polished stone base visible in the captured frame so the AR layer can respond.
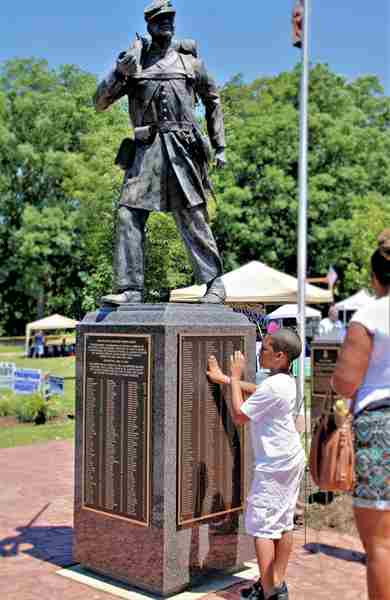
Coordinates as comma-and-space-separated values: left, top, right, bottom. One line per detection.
73, 304, 256, 597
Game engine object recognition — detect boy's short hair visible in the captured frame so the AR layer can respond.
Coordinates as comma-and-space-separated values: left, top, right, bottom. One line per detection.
269, 328, 302, 364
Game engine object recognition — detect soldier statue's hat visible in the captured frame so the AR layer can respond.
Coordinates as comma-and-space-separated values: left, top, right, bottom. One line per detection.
144, 0, 176, 22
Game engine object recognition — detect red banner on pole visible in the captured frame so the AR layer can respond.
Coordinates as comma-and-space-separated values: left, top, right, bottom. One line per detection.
292, 0, 304, 48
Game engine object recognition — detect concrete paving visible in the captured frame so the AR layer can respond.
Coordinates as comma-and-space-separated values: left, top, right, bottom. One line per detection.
0, 440, 368, 599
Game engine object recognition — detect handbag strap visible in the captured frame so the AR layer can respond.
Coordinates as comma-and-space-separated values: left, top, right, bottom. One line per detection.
329, 369, 357, 416
323, 388, 334, 415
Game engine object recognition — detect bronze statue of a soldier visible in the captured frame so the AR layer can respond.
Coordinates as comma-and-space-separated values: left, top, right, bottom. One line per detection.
95, 0, 227, 305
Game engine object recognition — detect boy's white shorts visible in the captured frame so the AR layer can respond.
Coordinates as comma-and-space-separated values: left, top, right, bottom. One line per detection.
245, 462, 305, 539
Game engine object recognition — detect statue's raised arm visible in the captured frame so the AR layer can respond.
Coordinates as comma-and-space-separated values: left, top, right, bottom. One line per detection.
94, 37, 143, 112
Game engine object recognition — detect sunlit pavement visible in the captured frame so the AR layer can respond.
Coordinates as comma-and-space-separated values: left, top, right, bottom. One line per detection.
0, 441, 367, 600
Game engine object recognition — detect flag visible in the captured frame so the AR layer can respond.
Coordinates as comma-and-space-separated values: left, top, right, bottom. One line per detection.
292, 1, 304, 48
326, 265, 338, 289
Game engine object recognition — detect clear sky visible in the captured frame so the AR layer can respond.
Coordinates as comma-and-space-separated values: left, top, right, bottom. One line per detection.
1, 0, 388, 92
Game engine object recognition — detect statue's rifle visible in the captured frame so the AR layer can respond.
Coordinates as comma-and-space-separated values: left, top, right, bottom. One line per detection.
129, 32, 143, 75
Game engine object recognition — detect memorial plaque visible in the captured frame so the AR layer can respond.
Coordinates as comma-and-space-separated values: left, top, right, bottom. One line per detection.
83, 333, 151, 526
311, 344, 341, 396
178, 334, 245, 528
311, 342, 341, 419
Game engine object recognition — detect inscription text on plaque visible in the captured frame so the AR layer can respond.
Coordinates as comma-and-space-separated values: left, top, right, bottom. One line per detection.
311, 345, 340, 397
178, 334, 245, 527
83, 333, 151, 526
311, 342, 342, 420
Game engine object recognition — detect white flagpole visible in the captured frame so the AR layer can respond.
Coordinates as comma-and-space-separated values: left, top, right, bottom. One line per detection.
296, 0, 311, 545
297, 0, 310, 413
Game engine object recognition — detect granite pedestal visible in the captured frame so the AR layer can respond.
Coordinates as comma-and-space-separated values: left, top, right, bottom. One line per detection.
73, 303, 256, 596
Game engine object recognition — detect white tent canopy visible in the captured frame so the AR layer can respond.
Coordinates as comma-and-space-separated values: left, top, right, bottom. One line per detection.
336, 289, 374, 312
266, 304, 321, 320
170, 261, 333, 305
25, 314, 78, 355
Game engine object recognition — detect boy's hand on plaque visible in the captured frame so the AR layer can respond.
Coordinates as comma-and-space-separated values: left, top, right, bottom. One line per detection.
207, 355, 230, 385
230, 351, 246, 379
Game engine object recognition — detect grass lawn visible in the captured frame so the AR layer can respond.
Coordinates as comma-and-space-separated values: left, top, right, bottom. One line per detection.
0, 420, 75, 448
6, 352, 75, 378
0, 345, 75, 447
0, 345, 22, 354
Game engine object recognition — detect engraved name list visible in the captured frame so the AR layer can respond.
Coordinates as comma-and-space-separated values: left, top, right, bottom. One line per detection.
83, 334, 150, 525
178, 334, 245, 527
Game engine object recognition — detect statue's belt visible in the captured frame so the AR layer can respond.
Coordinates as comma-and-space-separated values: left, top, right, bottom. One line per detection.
135, 121, 193, 140
131, 73, 189, 81
116, 121, 202, 170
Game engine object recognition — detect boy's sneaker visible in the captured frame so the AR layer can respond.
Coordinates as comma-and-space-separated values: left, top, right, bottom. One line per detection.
240, 579, 264, 600
267, 582, 289, 600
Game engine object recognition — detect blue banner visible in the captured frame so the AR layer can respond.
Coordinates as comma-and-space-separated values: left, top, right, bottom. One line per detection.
13, 368, 42, 395
14, 368, 41, 381
13, 379, 41, 394
47, 375, 64, 396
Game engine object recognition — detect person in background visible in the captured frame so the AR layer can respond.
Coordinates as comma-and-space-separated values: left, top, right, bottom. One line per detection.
318, 304, 344, 337
207, 329, 304, 600
34, 331, 45, 358
332, 229, 390, 600
60, 337, 67, 357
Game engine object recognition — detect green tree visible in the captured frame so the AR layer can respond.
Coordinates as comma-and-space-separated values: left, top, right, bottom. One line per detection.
2, 58, 389, 334
144, 213, 193, 302
13, 205, 84, 317
343, 194, 389, 292
0, 58, 191, 332
0, 58, 124, 332
213, 65, 390, 295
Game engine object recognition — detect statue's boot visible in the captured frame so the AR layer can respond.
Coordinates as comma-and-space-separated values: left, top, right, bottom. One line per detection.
101, 290, 143, 305
200, 277, 226, 304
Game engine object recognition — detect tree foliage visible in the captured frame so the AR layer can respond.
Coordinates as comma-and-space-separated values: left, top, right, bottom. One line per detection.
1, 58, 389, 334
14, 205, 84, 317
212, 65, 390, 295
0, 58, 127, 332
343, 194, 389, 291
0, 58, 191, 333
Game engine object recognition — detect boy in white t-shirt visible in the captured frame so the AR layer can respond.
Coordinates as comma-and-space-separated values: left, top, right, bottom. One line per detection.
207, 329, 305, 600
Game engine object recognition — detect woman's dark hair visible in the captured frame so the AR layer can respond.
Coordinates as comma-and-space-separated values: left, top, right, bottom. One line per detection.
371, 229, 390, 287
269, 328, 302, 365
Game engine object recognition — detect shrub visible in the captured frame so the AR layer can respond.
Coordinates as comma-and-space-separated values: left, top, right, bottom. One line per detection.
45, 396, 66, 421
14, 393, 64, 423
0, 391, 65, 423
14, 394, 46, 423
0, 392, 16, 416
